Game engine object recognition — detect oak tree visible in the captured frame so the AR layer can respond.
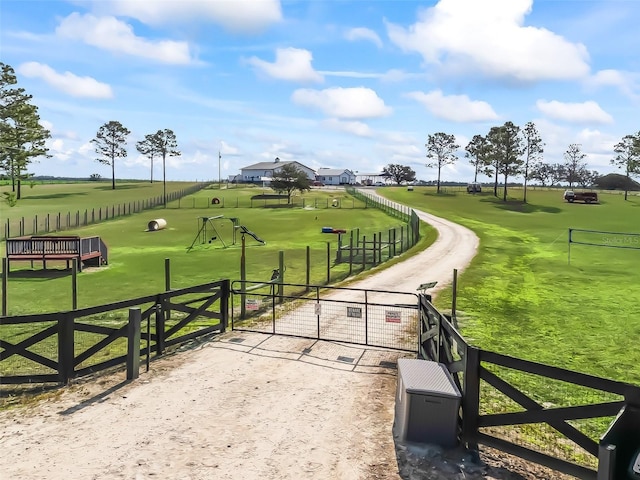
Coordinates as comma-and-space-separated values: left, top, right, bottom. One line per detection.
270, 162, 311, 203
382, 164, 416, 185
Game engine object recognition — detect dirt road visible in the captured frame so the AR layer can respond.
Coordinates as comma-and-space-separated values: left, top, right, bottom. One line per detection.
1, 200, 483, 480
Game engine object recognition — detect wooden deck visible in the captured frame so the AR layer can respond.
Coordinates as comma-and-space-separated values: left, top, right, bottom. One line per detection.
5, 235, 108, 272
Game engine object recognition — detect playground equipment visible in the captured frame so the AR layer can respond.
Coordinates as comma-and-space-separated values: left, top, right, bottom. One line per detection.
147, 218, 167, 231
187, 216, 265, 251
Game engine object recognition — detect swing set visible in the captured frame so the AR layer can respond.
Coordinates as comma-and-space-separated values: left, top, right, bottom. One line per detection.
187, 216, 265, 251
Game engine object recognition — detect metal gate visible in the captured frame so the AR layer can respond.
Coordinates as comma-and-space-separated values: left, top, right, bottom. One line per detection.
230, 281, 419, 352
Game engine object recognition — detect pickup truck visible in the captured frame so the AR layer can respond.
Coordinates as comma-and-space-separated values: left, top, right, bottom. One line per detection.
563, 190, 598, 203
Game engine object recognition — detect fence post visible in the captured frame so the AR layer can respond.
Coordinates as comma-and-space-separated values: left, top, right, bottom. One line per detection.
348, 233, 353, 276
71, 258, 78, 310
240, 235, 246, 319
1, 258, 7, 316
220, 279, 229, 333
57, 313, 74, 385
278, 250, 284, 304
373, 233, 377, 265
326, 242, 331, 284
164, 258, 171, 320
392, 228, 397, 257
462, 346, 480, 447
452, 269, 458, 323
362, 235, 367, 271
306, 246, 310, 291
155, 303, 165, 355
126, 308, 141, 380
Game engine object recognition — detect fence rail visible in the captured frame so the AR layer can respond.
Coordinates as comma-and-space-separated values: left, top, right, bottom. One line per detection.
2, 183, 210, 240
0, 279, 229, 386
418, 295, 640, 479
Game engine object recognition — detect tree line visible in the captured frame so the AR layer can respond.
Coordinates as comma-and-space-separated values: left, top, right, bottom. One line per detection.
2, 60, 639, 205
424, 122, 640, 202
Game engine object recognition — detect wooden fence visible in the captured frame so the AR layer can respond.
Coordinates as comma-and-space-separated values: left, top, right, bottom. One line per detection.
2, 183, 210, 240
0, 279, 229, 386
418, 294, 640, 479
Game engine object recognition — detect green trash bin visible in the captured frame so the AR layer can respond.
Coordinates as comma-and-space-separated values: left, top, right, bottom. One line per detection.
598, 405, 640, 479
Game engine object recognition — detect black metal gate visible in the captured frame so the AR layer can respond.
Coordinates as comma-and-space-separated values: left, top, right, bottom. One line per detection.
230, 281, 419, 352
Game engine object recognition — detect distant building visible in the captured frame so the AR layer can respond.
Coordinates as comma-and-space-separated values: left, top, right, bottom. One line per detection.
240, 158, 316, 183
355, 172, 390, 185
315, 168, 356, 185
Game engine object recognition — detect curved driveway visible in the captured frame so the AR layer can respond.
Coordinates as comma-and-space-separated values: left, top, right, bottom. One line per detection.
348, 190, 479, 296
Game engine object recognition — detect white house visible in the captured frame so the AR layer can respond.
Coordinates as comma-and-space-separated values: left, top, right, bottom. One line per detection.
315, 168, 356, 185
240, 158, 316, 183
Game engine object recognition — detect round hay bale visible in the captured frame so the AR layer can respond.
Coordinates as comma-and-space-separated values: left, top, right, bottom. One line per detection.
148, 218, 167, 231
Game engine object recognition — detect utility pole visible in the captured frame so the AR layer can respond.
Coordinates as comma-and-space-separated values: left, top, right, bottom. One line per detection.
218, 151, 222, 189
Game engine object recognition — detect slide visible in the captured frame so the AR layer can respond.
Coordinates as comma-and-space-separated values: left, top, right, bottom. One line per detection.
240, 226, 266, 245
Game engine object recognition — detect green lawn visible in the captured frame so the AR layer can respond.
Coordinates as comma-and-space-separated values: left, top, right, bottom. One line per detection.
380, 186, 640, 385
0, 180, 201, 221
1, 184, 430, 315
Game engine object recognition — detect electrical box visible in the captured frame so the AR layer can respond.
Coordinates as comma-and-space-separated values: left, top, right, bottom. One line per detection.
394, 358, 461, 448
598, 405, 640, 480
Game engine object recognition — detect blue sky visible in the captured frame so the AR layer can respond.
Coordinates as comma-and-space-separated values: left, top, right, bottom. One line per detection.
2, 0, 639, 182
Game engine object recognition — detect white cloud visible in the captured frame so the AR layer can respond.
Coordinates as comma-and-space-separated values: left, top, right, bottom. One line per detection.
322, 118, 372, 137
536, 100, 613, 124
247, 48, 323, 83
406, 90, 498, 122
345, 27, 383, 48
386, 0, 590, 82
291, 87, 392, 119
93, 0, 282, 33
220, 141, 240, 156
56, 13, 193, 64
18, 62, 113, 99
586, 69, 640, 100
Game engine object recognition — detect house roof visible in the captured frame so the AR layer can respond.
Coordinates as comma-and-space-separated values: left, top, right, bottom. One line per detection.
316, 168, 354, 176
242, 160, 313, 171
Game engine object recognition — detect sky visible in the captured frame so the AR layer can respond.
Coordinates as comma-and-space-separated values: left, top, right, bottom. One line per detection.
1, 0, 639, 183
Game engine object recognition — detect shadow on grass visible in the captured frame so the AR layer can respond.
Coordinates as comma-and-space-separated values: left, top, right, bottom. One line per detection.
480, 197, 562, 214
25, 191, 89, 200
9, 269, 70, 279
94, 184, 149, 191
422, 191, 458, 197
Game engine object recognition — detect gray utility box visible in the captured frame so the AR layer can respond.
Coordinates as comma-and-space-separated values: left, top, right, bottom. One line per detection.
394, 359, 461, 448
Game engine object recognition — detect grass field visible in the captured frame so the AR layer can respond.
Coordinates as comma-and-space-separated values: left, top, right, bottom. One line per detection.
1, 183, 432, 315
0, 180, 201, 226
380, 186, 640, 385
